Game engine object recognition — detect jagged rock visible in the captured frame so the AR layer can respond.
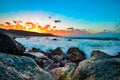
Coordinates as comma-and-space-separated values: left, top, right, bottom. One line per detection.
67, 47, 86, 64
0, 52, 54, 80
51, 62, 77, 80
72, 50, 120, 80
0, 32, 25, 54
51, 47, 64, 55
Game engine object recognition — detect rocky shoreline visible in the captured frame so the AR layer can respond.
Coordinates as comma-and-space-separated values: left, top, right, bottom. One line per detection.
0, 31, 120, 80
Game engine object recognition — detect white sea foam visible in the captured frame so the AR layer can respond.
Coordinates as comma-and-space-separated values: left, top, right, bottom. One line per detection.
16, 37, 120, 58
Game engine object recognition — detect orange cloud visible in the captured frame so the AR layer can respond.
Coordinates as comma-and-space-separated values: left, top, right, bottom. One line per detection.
0, 21, 90, 36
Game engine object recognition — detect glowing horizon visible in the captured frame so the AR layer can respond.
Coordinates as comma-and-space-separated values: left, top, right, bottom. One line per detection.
0, 0, 120, 36
0, 19, 92, 36
0, 11, 117, 33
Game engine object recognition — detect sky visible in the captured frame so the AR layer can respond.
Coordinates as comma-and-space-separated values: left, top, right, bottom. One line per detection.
0, 0, 120, 36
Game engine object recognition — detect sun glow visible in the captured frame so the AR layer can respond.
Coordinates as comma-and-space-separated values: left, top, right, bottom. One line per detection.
28, 28, 46, 33
28, 28, 39, 32
0, 20, 50, 33
0, 20, 91, 36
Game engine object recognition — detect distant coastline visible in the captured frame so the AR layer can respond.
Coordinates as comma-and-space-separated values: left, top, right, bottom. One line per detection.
0, 28, 56, 37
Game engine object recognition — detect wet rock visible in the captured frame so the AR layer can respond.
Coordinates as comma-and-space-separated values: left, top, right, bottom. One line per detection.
67, 47, 86, 64
51, 62, 77, 80
40, 55, 59, 71
47, 47, 65, 62
60, 59, 69, 67
90, 50, 112, 58
113, 52, 120, 58
25, 52, 58, 71
72, 50, 120, 80
28, 47, 40, 52
0, 32, 25, 54
23, 53, 44, 68
52, 47, 64, 55
52, 38, 57, 40
68, 39, 72, 41
0, 52, 54, 80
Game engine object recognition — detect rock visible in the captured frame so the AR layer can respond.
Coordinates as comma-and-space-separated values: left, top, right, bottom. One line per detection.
28, 47, 40, 52
60, 59, 69, 67
68, 39, 72, 41
113, 52, 120, 58
0, 52, 54, 80
0, 32, 25, 54
24, 52, 58, 71
23, 53, 44, 68
52, 38, 57, 40
48, 47, 65, 62
27, 52, 47, 58
52, 55, 63, 62
72, 50, 120, 80
51, 62, 77, 80
67, 47, 86, 64
91, 50, 112, 58
44, 62, 59, 72
32, 52, 59, 71
52, 47, 64, 55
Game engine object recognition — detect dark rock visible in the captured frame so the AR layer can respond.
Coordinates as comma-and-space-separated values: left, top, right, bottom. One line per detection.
60, 59, 69, 67
113, 52, 120, 58
91, 50, 112, 58
51, 62, 77, 80
52, 38, 57, 40
40, 56, 59, 72
23, 53, 44, 68
52, 47, 64, 55
29, 47, 40, 52
47, 47, 65, 62
24, 52, 58, 71
68, 39, 72, 41
0, 32, 25, 54
52, 55, 63, 62
67, 47, 86, 64
0, 52, 54, 80
72, 50, 120, 80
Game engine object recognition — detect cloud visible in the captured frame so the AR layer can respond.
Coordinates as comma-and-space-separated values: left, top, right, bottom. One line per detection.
0, 21, 91, 36
54, 20, 61, 23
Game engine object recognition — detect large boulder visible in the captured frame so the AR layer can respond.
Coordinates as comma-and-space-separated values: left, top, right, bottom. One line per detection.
24, 52, 59, 71
67, 47, 86, 64
0, 32, 25, 54
0, 52, 54, 80
51, 62, 77, 80
47, 47, 66, 62
23, 52, 44, 69
72, 50, 120, 80
51, 47, 64, 55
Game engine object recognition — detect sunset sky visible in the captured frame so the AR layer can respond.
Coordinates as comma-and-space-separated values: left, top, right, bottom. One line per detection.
0, 0, 120, 36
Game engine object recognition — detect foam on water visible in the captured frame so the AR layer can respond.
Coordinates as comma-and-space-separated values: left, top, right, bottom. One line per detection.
16, 37, 120, 58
